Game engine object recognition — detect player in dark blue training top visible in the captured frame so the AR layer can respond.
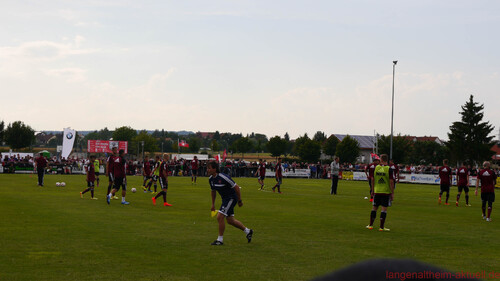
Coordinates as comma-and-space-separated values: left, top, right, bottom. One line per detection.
208, 161, 253, 246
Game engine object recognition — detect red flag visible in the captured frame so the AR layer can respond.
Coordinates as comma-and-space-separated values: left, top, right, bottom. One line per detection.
215, 154, 220, 162
222, 149, 227, 162
370, 153, 380, 160
179, 140, 189, 148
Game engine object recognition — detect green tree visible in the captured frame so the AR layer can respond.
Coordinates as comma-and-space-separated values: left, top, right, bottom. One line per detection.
408, 141, 448, 165
213, 131, 220, 140
377, 134, 413, 164
4, 121, 35, 149
336, 135, 360, 164
297, 139, 321, 163
313, 131, 327, 144
113, 126, 137, 154
134, 131, 159, 157
113, 126, 137, 142
210, 139, 219, 152
188, 136, 202, 153
0, 120, 4, 144
267, 136, 287, 157
447, 95, 495, 164
292, 133, 309, 156
233, 137, 253, 159
323, 135, 339, 158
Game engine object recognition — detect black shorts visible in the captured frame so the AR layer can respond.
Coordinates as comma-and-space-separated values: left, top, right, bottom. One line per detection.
373, 194, 391, 207
95, 172, 100, 177
113, 177, 127, 191
87, 181, 95, 188
108, 174, 114, 183
458, 185, 469, 193
481, 192, 495, 203
143, 175, 151, 181
368, 178, 372, 189
159, 177, 168, 189
258, 176, 265, 181
276, 177, 282, 185
440, 183, 450, 192
191, 169, 198, 176
219, 198, 237, 217
151, 175, 159, 181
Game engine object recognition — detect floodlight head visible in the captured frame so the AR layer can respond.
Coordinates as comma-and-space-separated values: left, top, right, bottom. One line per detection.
393, 60, 398, 65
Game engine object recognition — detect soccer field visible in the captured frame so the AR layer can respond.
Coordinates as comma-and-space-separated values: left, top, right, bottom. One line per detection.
0, 174, 498, 281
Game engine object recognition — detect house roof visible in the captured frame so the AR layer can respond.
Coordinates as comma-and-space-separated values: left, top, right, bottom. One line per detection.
334, 134, 374, 149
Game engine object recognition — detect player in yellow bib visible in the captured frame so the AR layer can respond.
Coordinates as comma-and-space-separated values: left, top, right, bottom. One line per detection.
366, 154, 395, 231
94, 158, 101, 187
145, 155, 161, 194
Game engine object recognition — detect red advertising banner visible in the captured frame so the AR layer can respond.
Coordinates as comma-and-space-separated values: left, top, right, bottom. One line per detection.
87, 140, 128, 153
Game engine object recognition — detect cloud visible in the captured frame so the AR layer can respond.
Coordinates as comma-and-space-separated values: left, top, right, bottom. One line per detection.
0, 36, 98, 61
43, 68, 87, 83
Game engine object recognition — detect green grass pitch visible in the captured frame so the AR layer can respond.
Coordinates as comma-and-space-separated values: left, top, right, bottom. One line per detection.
0, 174, 498, 280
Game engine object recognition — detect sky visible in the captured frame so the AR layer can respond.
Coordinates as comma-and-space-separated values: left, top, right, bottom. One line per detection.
1, 0, 500, 140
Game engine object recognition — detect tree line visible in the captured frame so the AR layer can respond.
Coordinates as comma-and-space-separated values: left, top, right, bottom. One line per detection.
0, 95, 495, 165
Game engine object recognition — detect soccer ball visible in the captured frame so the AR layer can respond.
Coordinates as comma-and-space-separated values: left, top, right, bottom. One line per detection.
61, 182, 66, 187
131, 188, 137, 193
56, 182, 61, 187
364, 197, 368, 200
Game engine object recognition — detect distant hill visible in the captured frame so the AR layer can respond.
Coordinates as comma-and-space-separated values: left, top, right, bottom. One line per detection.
40, 130, 194, 136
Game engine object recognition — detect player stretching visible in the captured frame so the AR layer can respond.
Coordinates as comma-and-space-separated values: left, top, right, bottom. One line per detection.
456, 163, 471, 207
365, 158, 380, 202
191, 156, 199, 184
476, 161, 497, 222
255, 159, 266, 190
152, 154, 172, 207
142, 155, 152, 192
272, 158, 283, 193
80, 155, 98, 200
208, 161, 253, 245
106, 149, 129, 205
106, 147, 119, 200
438, 159, 452, 205
366, 154, 394, 231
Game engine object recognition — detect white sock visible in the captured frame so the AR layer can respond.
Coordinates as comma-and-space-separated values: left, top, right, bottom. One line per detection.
244, 228, 250, 234
122, 197, 125, 202
217, 236, 223, 242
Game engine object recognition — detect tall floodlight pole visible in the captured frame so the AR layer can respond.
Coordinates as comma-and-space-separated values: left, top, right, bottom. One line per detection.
390, 60, 398, 160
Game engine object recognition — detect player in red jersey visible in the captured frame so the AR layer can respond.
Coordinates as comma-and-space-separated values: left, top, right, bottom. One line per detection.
152, 153, 172, 206
255, 159, 266, 190
34, 152, 48, 187
438, 159, 452, 205
80, 155, 98, 200
106, 149, 129, 205
142, 155, 152, 192
191, 156, 199, 184
389, 160, 400, 190
272, 158, 283, 193
475, 161, 497, 221
105, 147, 118, 199
455, 163, 471, 207
365, 159, 380, 202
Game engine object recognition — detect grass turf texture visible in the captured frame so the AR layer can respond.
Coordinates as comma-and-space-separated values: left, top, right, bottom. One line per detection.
0, 174, 498, 281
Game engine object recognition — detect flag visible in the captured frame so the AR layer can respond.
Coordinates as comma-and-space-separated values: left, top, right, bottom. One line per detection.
222, 149, 227, 162
215, 154, 220, 162
62, 128, 76, 159
370, 153, 380, 160
179, 140, 189, 148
